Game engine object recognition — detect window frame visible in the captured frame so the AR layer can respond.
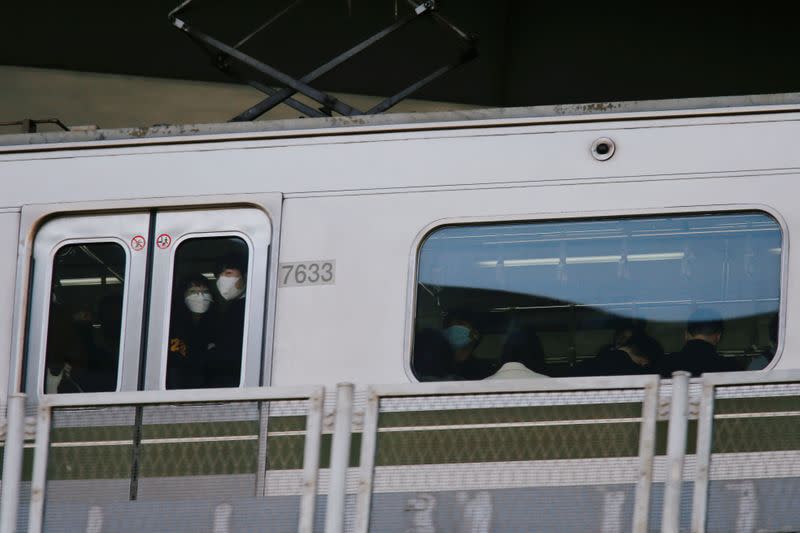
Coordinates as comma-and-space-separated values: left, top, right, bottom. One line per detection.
41, 238, 130, 394
157, 230, 255, 390
143, 207, 272, 391
405, 204, 789, 382
25, 210, 152, 398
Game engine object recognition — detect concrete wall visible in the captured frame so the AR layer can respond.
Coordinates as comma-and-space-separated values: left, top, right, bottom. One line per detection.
0, 65, 477, 134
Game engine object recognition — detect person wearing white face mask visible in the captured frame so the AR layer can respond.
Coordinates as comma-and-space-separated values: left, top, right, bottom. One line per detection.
216, 267, 246, 302
166, 275, 217, 389
209, 255, 248, 388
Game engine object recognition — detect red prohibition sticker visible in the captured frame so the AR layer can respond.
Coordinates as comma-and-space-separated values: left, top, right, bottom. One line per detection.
156, 233, 172, 249
131, 235, 146, 251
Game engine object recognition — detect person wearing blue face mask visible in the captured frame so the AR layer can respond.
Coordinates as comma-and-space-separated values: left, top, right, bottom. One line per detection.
443, 324, 477, 360
167, 275, 217, 389
442, 314, 492, 380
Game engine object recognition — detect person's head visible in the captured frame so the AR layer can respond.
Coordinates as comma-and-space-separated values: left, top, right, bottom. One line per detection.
611, 318, 645, 348
620, 332, 664, 368
216, 255, 247, 301
442, 314, 480, 363
501, 327, 545, 373
183, 275, 213, 315
686, 309, 724, 346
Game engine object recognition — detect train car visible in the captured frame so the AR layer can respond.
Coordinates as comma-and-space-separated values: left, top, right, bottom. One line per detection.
2, 93, 800, 532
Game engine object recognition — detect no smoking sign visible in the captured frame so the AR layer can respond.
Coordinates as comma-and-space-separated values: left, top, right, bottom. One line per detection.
131, 235, 146, 251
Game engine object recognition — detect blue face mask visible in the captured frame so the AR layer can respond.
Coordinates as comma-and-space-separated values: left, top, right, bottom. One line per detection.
444, 325, 473, 350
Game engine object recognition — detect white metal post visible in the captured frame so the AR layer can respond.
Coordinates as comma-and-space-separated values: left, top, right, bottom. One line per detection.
661, 371, 691, 533
325, 383, 354, 533
0, 394, 26, 533
255, 402, 271, 497
354, 389, 379, 533
298, 390, 324, 533
632, 378, 660, 533
690, 382, 716, 533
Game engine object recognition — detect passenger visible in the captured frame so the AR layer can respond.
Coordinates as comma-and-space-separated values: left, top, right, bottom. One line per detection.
578, 332, 663, 376
596, 319, 645, 360
413, 328, 456, 381
748, 313, 779, 370
209, 255, 247, 387
167, 275, 217, 389
485, 327, 548, 380
659, 309, 742, 377
442, 314, 492, 380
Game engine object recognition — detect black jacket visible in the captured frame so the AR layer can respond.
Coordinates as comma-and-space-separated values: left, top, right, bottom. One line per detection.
575, 349, 656, 377
659, 339, 741, 378
167, 311, 218, 389
208, 297, 246, 387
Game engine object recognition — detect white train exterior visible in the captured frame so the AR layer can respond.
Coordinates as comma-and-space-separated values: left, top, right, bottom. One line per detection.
2, 94, 800, 533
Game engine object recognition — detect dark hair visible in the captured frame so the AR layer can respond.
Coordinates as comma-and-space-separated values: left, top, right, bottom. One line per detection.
501, 327, 546, 373
443, 309, 475, 328
216, 254, 247, 276
622, 332, 664, 364
182, 274, 211, 294
687, 309, 724, 337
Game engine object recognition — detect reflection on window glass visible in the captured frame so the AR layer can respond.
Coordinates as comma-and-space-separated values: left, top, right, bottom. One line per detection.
413, 212, 781, 381
166, 236, 249, 389
45, 243, 126, 393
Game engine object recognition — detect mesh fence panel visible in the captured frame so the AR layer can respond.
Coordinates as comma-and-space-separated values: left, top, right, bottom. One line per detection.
40, 398, 314, 533
43, 406, 135, 531
16, 378, 800, 532
365, 388, 648, 533
648, 476, 695, 532
705, 383, 800, 533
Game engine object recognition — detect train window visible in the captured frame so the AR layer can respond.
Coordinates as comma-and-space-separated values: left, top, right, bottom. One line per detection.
413, 212, 782, 381
45, 242, 126, 393
166, 236, 249, 389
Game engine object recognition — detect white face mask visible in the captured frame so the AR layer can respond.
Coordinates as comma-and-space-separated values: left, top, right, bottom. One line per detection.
217, 275, 245, 301
185, 292, 212, 314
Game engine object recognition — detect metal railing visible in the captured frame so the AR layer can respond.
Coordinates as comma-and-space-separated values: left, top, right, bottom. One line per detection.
2, 386, 325, 533
354, 375, 661, 533
2, 370, 800, 532
690, 369, 800, 533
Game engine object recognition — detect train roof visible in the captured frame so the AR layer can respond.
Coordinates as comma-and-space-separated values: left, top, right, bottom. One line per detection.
2, 92, 800, 151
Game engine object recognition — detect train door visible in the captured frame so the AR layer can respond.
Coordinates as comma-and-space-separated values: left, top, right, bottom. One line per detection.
144, 208, 271, 390
25, 206, 272, 396
25, 213, 150, 394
